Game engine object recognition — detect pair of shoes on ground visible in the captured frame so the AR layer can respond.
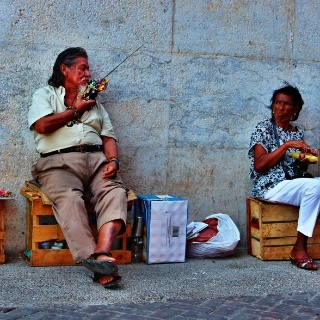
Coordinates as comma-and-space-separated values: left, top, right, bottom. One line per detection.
290, 256, 318, 271
82, 252, 122, 288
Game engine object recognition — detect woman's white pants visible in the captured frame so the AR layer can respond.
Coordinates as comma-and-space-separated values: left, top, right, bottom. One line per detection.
264, 178, 320, 237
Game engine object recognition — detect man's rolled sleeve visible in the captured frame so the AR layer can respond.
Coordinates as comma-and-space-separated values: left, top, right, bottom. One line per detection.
28, 88, 55, 130
98, 103, 117, 140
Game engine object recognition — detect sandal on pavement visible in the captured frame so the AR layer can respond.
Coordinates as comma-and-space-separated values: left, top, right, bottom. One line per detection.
93, 272, 122, 288
82, 252, 118, 275
290, 256, 318, 271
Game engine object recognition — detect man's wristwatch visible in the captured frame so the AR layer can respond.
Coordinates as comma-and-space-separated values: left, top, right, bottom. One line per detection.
109, 158, 120, 170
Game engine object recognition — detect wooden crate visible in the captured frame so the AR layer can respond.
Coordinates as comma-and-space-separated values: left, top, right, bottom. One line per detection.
0, 201, 4, 264
20, 185, 135, 266
0, 197, 14, 264
246, 197, 320, 260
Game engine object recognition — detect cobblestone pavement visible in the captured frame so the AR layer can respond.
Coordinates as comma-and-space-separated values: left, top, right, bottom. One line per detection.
1, 251, 320, 319
1, 292, 320, 319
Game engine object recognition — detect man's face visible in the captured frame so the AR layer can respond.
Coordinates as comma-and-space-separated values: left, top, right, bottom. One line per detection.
62, 56, 91, 89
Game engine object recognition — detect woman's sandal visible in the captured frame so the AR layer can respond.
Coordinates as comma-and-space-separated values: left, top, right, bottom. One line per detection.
290, 256, 318, 271
82, 252, 119, 275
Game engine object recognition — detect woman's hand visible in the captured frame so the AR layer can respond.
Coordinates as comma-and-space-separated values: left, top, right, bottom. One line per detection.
253, 140, 311, 173
287, 142, 318, 164
296, 148, 318, 164
285, 140, 311, 151
302, 148, 319, 156
299, 153, 318, 164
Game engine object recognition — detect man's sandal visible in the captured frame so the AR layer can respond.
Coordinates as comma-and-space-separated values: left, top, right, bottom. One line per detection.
82, 252, 118, 275
290, 256, 318, 271
93, 273, 122, 288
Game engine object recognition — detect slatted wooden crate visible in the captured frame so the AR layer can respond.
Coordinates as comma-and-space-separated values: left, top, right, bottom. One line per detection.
0, 197, 14, 264
246, 197, 320, 260
20, 183, 135, 266
0, 201, 4, 264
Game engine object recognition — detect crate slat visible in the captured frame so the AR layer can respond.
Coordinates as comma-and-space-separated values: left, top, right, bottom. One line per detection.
32, 225, 65, 242
261, 222, 298, 238
27, 249, 75, 266
261, 236, 296, 246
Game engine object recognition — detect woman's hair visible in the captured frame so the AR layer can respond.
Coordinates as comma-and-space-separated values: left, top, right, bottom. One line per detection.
270, 84, 304, 121
48, 47, 88, 87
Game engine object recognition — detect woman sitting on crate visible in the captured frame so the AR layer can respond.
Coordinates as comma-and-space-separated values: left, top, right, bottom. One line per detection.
248, 84, 320, 271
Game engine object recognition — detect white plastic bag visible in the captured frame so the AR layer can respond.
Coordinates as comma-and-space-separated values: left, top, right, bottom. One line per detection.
186, 213, 240, 258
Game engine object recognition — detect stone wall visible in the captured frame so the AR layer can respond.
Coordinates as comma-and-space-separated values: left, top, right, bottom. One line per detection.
0, 0, 319, 254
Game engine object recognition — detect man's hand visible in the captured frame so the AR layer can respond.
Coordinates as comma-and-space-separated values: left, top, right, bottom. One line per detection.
73, 95, 96, 114
102, 162, 118, 179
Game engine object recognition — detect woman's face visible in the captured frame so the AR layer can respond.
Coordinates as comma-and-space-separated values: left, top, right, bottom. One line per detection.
272, 93, 299, 123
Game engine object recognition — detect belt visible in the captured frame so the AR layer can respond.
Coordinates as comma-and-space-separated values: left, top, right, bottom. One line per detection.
40, 145, 102, 157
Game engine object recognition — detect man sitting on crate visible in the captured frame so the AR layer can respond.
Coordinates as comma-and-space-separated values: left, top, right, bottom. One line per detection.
28, 47, 127, 288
